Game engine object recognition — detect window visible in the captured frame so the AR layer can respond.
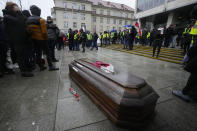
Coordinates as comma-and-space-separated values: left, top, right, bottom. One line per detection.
73, 22, 77, 28
113, 11, 116, 16
93, 17, 96, 22
107, 18, 110, 24
72, 3, 77, 9
125, 13, 128, 18
100, 9, 104, 15
113, 18, 116, 24
107, 10, 110, 15
73, 13, 77, 19
92, 8, 96, 14
137, 0, 165, 13
81, 14, 85, 20
64, 12, 68, 19
120, 12, 123, 17
63, 2, 67, 8
119, 20, 122, 24
64, 21, 68, 28
125, 20, 128, 25
81, 4, 85, 10
100, 17, 103, 23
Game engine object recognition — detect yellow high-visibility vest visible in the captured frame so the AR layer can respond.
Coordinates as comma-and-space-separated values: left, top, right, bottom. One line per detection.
190, 20, 197, 35
107, 33, 109, 38
100, 34, 103, 39
87, 34, 92, 40
147, 32, 150, 38
111, 32, 114, 38
190, 20, 197, 44
103, 33, 106, 38
74, 33, 79, 40
67, 33, 70, 40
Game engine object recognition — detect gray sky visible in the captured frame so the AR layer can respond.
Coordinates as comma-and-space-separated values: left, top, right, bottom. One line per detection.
0, 0, 135, 18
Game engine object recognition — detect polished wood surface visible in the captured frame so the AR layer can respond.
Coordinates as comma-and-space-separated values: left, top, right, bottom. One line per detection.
69, 58, 159, 128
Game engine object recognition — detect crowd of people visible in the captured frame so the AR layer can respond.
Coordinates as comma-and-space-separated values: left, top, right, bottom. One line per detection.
0, 2, 60, 77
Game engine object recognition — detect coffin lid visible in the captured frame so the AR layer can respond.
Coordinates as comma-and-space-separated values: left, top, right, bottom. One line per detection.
73, 58, 146, 89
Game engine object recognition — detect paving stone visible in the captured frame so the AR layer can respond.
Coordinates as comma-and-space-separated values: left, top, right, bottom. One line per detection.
55, 95, 107, 131
0, 114, 55, 131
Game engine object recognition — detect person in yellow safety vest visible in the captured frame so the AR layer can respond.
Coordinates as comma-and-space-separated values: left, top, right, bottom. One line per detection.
146, 31, 150, 46
111, 32, 115, 44
190, 20, 197, 46
103, 31, 107, 46
100, 33, 103, 47
107, 32, 110, 45
74, 30, 80, 51
67, 33, 69, 41
181, 25, 191, 54
172, 5, 197, 102
86, 32, 92, 48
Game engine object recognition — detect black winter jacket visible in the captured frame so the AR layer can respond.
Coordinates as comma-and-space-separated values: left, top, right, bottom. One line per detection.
3, 9, 29, 48
47, 23, 59, 40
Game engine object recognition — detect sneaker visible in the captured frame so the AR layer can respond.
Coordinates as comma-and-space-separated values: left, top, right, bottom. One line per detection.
21, 72, 34, 77
13, 63, 19, 69
49, 66, 59, 71
4, 69, 15, 74
172, 90, 191, 102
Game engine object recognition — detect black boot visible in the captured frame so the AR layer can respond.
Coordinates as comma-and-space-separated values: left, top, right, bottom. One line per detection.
49, 66, 59, 71
21, 72, 34, 77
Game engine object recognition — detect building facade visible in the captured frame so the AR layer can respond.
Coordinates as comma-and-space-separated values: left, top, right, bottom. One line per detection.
52, 0, 134, 33
135, 0, 197, 30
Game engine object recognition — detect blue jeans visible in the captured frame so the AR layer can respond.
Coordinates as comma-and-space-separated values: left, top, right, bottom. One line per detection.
91, 41, 98, 50
74, 41, 79, 51
171, 35, 178, 48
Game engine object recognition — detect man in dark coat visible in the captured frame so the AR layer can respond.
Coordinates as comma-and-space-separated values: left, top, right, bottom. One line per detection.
128, 26, 137, 50
79, 29, 87, 53
2, 2, 33, 77
91, 32, 98, 50
67, 28, 74, 51
47, 16, 59, 62
152, 26, 164, 58
0, 17, 7, 77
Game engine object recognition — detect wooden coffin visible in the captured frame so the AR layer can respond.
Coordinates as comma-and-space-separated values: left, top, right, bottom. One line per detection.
69, 58, 159, 128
